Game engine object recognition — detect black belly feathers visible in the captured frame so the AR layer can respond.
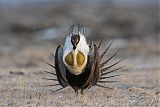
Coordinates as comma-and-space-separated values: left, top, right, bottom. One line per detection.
42, 27, 124, 95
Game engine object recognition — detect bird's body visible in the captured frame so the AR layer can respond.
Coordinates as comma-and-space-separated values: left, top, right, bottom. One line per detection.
54, 25, 100, 94
43, 25, 124, 95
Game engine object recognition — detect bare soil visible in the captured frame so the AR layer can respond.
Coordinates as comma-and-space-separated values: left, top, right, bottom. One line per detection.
0, 39, 159, 107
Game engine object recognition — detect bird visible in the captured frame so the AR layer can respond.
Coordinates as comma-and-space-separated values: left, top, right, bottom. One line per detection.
42, 25, 124, 95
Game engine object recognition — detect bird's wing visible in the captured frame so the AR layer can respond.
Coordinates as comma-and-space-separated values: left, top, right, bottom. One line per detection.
81, 44, 100, 90
55, 45, 68, 88
90, 44, 100, 86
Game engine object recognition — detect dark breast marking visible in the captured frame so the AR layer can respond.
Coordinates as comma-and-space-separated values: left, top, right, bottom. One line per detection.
71, 35, 80, 50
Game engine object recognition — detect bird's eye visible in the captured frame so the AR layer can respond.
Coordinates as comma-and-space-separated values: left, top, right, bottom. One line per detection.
76, 52, 85, 66
65, 52, 73, 65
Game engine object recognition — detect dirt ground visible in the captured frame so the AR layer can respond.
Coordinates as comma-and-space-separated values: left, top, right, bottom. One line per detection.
0, 38, 159, 107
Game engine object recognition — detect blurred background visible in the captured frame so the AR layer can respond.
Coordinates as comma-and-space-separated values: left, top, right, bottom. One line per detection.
0, 1, 159, 106
0, 0, 159, 80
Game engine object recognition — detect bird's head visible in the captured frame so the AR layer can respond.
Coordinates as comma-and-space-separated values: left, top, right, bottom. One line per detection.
62, 25, 89, 75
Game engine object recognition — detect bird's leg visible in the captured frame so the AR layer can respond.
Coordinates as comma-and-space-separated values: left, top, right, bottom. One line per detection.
75, 90, 81, 103
80, 90, 88, 106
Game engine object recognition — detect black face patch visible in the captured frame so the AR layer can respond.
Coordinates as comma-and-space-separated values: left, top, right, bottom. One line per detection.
71, 35, 80, 50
